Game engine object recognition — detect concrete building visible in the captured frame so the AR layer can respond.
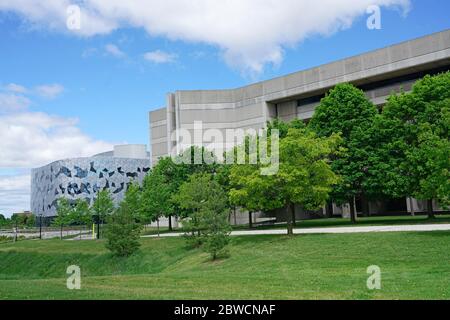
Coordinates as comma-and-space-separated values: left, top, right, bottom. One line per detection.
31, 145, 150, 218
150, 30, 450, 221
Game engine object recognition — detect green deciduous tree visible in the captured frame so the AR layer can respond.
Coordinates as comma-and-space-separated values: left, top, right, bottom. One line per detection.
53, 198, 72, 239
140, 168, 172, 235
69, 199, 92, 239
104, 202, 142, 257
92, 190, 115, 239
230, 128, 340, 235
309, 83, 378, 222
377, 72, 450, 217
122, 182, 143, 223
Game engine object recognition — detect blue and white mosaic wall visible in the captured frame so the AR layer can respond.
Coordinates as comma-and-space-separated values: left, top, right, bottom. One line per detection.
31, 157, 150, 217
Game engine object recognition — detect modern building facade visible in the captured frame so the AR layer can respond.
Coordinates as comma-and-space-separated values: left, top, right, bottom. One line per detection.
31, 145, 150, 217
149, 29, 450, 219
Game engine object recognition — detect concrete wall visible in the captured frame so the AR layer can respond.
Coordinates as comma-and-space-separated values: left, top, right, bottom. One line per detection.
114, 144, 148, 159
150, 29, 450, 164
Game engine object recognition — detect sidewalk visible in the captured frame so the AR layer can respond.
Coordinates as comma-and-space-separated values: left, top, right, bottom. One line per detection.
141, 223, 450, 238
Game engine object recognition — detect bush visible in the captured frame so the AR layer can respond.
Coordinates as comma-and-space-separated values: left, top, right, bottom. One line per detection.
104, 203, 142, 257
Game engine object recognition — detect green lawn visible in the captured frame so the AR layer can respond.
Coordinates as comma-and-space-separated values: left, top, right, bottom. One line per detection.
0, 231, 449, 300
141, 214, 450, 235
249, 214, 450, 230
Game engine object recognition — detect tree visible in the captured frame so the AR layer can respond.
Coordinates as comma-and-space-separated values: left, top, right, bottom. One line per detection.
309, 83, 378, 222
104, 202, 142, 257
228, 118, 306, 227
26, 214, 36, 228
122, 182, 142, 223
140, 169, 172, 235
409, 129, 450, 215
230, 128, 341, 235
150, 147, 218, 231
0, 214, 10, 228
92, 190, 114, 239
69, 199, 91, 239
377, 72, 450, 217
230, 163, 282, 229
53, 198, 72, 240
201, 206, 231, 260
175, 173, 231, 259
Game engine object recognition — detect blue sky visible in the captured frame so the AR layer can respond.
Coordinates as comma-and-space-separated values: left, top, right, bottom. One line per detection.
0, 0, 449, 216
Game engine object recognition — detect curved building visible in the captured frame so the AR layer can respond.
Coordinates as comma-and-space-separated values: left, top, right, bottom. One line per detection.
31, 145, 150, 217
150, 29, 450, 219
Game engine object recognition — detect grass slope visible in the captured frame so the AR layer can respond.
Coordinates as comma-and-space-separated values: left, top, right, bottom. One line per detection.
0, 231, 449, 300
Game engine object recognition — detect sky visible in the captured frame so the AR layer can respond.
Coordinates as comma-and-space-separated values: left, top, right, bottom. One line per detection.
0, 0, 449, 217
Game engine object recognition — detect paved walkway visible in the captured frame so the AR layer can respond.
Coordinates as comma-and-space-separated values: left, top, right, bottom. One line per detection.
142, 224, 450, 238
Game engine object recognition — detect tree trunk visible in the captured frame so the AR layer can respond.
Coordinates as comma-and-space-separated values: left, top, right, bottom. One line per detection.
349, 198, 357, 224
248, 211, 253, 229
291, 205, 296, 227
326, 201, 333, 218
60, 225, 63, 240
286, 203, 294, 236
168, 215, 173, 231
409, 198, 415, 216
157, 218, 160, 237
361, 194, 370, 217
427, 199, 435, 219
96, 218, 100, 239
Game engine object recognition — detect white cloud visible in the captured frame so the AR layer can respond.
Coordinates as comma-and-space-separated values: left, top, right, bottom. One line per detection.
0, 173, 31, 217
0, 112, 113, 168
0, 0, 411, 74
0, 93, 31, 113
105, 43, 125, 58
143, 50, 177, 64
0, 110, 114, 217
4, 83, 28, 93
35, 84, 65, 99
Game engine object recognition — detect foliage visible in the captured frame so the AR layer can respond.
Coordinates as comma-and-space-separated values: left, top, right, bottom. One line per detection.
69, 199, 92, 226
104, 202, 142, 257
200, 206, 231, 260
92, 190, 115, 239
10, 213, 36, 228
121, 182, 143, 223
230, 127, 341, 235
92, 190, 115, 222
375, 72, 450, 215
174, 173, 231, 258
52, 198, 72, 239
140, 168, 172, 225
0, 214, 7, 228
308, 83, 379, 221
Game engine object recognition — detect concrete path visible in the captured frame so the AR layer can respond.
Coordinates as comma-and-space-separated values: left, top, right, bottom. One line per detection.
142, 223, 450, 238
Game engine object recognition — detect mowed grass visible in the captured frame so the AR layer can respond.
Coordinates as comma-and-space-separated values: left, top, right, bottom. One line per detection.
141, 215, 450, 235
0, 231, 449, 300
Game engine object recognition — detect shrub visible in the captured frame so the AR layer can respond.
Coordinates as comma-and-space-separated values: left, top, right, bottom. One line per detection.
104, 203, 142, 257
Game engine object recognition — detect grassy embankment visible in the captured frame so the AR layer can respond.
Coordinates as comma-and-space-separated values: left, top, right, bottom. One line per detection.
0, 229, 449, 300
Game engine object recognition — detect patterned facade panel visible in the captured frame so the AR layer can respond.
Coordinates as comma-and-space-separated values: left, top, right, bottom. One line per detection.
31, 157, 151, 217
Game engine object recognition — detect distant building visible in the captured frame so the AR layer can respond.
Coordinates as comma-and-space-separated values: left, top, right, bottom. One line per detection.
31, 145, 150, 217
